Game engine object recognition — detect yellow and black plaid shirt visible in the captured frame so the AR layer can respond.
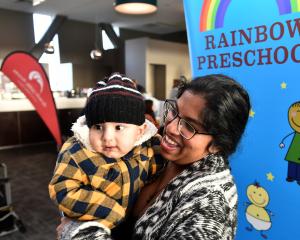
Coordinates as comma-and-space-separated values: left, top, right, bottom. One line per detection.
49, 135, 164, 229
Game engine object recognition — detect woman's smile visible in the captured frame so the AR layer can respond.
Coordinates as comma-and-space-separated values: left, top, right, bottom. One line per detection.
161, 135, 180, 151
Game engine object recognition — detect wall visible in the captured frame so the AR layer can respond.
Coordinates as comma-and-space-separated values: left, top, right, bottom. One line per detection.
125, 38, 147, 87
0, 9, 34, 57
125, 38, 191, 98
0, 8, 124, 89
58, 19, 124, 87
0, 8, 188, 91
0, 8, 190, 146
147, 38, 191, 98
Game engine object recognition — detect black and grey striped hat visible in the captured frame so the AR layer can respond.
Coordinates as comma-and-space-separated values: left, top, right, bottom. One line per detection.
85, 73, 145, 127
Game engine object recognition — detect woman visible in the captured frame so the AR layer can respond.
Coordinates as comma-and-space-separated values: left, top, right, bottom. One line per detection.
58, 74, 251, 240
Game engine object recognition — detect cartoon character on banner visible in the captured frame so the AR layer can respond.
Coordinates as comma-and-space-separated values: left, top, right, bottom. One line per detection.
245, 182, 273, 239
279, 101, 300, 185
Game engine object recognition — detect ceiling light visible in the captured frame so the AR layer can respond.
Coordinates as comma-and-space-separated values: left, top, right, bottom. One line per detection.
90, 23, 120, 60
90, 49, 102, 60
114, 0, 157, 15
44, 42, 54, 54
90, 24, 103, 60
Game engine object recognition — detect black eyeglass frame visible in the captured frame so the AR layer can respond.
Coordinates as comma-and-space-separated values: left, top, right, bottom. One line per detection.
163, 99, 213, 140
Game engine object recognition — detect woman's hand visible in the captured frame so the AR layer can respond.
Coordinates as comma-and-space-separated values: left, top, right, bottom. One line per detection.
56, 217, 71, 239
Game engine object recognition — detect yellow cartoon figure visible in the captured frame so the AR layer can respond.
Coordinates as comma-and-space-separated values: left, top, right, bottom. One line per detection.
245, 182, 272, 239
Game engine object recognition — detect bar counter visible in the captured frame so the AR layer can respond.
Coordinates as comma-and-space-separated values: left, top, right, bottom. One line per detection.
0, 97, 86, 148
0, 97, 86, 112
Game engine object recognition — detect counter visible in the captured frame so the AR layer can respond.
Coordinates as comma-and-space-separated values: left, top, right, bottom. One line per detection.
0, 97, 86, 148
0, 97, 87, 112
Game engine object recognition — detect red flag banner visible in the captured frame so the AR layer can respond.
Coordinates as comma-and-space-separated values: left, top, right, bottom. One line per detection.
1, 51, 62, 146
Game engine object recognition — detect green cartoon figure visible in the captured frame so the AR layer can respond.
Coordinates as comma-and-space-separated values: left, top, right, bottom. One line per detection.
279, 101, 300, 184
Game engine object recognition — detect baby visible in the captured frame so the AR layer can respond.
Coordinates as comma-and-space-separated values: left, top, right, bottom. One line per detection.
49, 73, 164, 238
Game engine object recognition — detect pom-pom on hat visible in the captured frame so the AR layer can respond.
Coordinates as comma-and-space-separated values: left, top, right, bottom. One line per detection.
85, 73, 145, 128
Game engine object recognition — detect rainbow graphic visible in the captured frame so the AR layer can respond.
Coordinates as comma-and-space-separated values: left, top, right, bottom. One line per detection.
200, 0, 231, 32
276, 0, 300, 14
200, 0, 300, 32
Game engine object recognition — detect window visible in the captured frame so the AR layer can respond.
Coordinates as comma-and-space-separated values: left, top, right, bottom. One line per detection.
33, 13, 73, 91
102, 26, 119, 50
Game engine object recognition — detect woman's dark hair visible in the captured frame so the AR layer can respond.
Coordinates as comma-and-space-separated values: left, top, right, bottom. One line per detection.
177, 74, 251, 157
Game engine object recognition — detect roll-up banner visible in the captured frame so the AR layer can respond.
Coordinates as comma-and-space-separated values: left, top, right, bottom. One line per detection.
184, 0, 300, 239
1, 51, 62, 147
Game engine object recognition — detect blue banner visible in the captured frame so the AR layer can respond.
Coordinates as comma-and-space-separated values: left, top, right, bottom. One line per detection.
184, 0, 300, 239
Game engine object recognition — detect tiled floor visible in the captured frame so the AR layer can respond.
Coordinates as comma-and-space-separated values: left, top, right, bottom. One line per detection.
0, 143, 60, 240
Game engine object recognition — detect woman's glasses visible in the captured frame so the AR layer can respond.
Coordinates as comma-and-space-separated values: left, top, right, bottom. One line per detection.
163, 99, 213, 140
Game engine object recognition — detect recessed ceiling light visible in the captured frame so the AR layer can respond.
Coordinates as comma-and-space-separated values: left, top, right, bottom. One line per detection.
114, 0, 157, 15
